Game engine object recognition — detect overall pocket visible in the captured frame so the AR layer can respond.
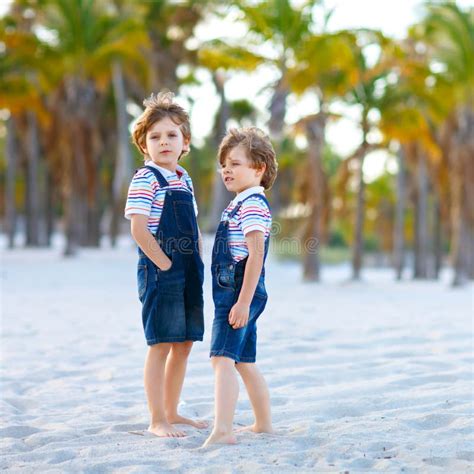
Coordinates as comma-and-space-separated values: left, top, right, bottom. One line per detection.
173, 200, 196, 235
216, 264, 235, 290
137, 264, 148, 301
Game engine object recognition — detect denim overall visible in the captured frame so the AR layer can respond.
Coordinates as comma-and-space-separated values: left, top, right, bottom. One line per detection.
209, 193, 270, 363
137, 166, 204, 345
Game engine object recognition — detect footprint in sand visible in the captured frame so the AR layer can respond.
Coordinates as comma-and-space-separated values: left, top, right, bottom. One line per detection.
108, 423, 145, 433
422, 456, 451, 467
0, 425, 42, 438
348, 458, 376, 469
3, 397, 38, 412
456, 451, 474, 462
24, 432, 79, 449
366, 441, 397, 452
47, 449, 77, 465
388, 373, 458, 388
404, 413, 457, 430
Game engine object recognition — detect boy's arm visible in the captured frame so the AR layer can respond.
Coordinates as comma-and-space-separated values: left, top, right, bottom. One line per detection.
228, 230, 265, 329
131, 215, 172, 270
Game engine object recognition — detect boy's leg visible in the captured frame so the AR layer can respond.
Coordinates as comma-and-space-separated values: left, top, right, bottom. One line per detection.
235, 362, 273, 433
144, 343, 186, 437
163, 341, 207, 428
202, 356, 239, 446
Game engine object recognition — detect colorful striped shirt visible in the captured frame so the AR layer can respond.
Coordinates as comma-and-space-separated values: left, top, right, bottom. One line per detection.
124, 161, 198, 235
221, 186, 272, 262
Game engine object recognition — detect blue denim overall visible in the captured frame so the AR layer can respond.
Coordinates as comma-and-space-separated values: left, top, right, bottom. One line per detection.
137, 166, 204, 345
209, 194, 270, 363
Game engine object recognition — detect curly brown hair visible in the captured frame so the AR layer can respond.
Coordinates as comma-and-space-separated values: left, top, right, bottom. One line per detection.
218, 127, 278, 189
132, 91, 191, 160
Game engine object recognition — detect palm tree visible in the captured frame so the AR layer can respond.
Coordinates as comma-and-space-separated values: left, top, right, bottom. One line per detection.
289, 29, 357, 280
421, 1, 474, 285
198, 40, 265, 230
378, 32, 450, 281
342, 30, 395, 280
33, 0, 148, 254
235, 0, 315, 214
1, 6, 50, 248
393, 147, 407, 280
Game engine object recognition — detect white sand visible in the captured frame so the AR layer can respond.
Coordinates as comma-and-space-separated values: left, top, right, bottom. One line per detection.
1, 237, 473, 473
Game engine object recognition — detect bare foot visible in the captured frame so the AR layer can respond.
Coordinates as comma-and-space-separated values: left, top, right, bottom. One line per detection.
202, 430, 237, 447
148, 422, 186, 438
236, 423, 274, 434
167, 414, 208, 429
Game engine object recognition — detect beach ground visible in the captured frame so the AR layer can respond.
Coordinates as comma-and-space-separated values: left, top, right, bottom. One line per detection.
1, 239, 473, 473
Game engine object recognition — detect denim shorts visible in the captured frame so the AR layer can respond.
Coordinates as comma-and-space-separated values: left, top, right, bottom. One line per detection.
210, 265, 268, 363
138, 252, 204, 346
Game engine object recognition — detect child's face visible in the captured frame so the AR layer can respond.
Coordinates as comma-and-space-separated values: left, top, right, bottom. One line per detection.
221, 145, 265, 194
142, 116, 189, 171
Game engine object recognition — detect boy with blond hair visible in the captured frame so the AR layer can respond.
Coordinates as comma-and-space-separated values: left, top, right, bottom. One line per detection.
125, 92, 206, 438
204, 127, 278, 446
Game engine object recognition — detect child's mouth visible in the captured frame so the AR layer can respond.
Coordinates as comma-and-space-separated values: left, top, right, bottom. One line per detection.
224, 177, 233, 183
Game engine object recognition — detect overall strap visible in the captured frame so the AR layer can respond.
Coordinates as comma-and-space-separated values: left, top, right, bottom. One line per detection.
228, 193, 271, 219
141, 165, 169, 188
142, 165, 193, 192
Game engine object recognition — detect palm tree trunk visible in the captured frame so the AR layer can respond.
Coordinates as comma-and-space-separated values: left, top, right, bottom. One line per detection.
413, 186, 420, 277
208, 72, 232, 232
110, 61, 132, 247
25, 112, 41, 246
268, 75, 289, 216
452, 218, 469, 287
45, 167, 54, 246
394, 146, 406, 280
433, 196, 442, 279
5, 116, 19, 248
86, 158, 101, 247
352, 112, 370, 281
450, 104, 474, 285
468, 222, 474, 280
303, 114, 326, 281
64, 170, 80, 257
414, 150, 429, 279
449, 153, 466, 286
352, 146, 366, 280
64, 124, 85, 256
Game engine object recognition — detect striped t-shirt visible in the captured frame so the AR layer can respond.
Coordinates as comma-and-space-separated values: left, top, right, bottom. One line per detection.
124, 161, 198, 234
222, 186, 272, 262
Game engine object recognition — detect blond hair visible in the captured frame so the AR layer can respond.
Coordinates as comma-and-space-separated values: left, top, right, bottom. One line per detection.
218, 127, 278, 189
132, 91, 191, 160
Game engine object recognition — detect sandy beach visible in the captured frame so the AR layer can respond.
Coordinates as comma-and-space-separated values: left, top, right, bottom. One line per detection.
1, 238, 473, 473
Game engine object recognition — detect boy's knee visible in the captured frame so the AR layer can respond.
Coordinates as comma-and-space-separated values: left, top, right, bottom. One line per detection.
149, 343, 172, 357
171, 341, 193, 358
210, 356, 235, 370
236, 361, 252, 371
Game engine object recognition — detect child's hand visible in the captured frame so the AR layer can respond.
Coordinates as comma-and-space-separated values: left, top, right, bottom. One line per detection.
228, 302, 250, 329
160, 257, 172, 271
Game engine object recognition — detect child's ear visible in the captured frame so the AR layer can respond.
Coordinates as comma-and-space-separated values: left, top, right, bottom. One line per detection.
256, 163, 266, 177
183, 138, 190, 153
